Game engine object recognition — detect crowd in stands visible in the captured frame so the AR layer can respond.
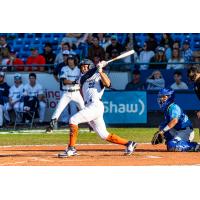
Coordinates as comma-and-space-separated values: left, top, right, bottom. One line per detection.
0, 33, 199, 92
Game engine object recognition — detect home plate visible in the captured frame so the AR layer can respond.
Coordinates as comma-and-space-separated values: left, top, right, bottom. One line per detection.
145, 155, 162, 159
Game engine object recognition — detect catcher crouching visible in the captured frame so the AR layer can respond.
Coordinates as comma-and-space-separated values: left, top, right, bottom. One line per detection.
151, 88, 200, 152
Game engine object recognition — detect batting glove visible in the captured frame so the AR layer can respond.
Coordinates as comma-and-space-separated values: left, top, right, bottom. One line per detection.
97, 61, 107, 73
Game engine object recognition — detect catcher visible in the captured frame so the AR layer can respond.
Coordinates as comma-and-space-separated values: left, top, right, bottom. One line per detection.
151, 88, 199, 152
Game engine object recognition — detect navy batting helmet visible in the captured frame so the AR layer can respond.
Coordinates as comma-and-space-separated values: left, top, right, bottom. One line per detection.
79, 59, 95, 70
157, 88, 175, 111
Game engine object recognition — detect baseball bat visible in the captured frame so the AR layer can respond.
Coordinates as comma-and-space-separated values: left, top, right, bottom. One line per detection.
106, 49, 135, 64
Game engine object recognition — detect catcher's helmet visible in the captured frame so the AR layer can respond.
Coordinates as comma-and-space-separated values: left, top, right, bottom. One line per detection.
78, 59, 95, 70
157, 88, 175, 111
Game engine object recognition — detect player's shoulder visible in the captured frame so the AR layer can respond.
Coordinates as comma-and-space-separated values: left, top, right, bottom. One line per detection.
169, 103, 181, 112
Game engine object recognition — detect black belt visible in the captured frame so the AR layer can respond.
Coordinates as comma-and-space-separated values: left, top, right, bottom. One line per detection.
63, 89, 80, 92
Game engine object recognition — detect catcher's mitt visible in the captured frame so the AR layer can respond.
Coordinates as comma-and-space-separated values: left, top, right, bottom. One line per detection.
151, 131, 164, 145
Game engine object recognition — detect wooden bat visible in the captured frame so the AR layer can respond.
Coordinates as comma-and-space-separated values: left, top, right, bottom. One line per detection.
106, 49, 135, 64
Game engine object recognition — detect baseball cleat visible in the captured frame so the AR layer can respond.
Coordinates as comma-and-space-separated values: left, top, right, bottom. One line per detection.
58, 146, 78, 158
45, 126, 53, 133
124, 141, 137, 155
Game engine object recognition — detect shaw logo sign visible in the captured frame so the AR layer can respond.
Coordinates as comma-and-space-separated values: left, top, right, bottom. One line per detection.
102, 91, 147, 124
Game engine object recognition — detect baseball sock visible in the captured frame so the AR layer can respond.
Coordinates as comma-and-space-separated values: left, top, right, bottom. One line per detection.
106, 133, 128, 145
69, 124, 79, 147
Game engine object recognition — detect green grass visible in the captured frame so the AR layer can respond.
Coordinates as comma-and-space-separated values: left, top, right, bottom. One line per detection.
0, 128, 199, 146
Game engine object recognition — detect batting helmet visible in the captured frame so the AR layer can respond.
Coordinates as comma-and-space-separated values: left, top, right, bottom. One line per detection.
157, 88, 175, 111
14, 73, 22, 80
78, 59, 95, 70
187, 65, 200, 81
67, 54, 78, 66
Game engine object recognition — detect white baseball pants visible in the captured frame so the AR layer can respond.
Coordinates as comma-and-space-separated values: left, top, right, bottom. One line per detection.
169, 127, 194, 141
69, 100, 109, 140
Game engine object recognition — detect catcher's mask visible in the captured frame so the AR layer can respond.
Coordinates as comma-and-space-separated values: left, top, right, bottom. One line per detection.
79, 59, 95, 73
157, 88, 175, 111
187, 65, 200, 81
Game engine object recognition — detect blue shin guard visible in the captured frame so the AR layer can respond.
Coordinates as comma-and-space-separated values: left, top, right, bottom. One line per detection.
167, 139, 198, 152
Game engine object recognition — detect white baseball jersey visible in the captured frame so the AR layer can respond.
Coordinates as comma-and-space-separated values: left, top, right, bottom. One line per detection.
9, 83, 24, 103
82, 72, 105, 103
23, 83, 44, 97
60, 66, 81, 91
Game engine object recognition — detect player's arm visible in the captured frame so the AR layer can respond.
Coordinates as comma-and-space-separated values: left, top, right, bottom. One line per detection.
99, 72, 111, 88
159, 106, 180, 134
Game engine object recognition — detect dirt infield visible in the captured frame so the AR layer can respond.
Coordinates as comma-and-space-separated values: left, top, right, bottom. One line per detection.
0, 144, 200, 166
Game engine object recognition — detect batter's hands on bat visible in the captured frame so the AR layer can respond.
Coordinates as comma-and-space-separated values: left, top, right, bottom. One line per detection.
97, 61, 107, 73
151, 130, 164, 145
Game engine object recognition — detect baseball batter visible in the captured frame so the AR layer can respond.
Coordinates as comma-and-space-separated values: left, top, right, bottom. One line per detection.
152, 88, 199, 151
58, 60, 137, 157
23, 73, 46, 123
4, 73, 24, 122
45, 54, 85, 133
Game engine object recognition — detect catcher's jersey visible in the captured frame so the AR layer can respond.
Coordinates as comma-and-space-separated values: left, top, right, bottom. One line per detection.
9, 84, 24, 103
164, 103, 192, 130
23, 83, 44, 97
60, 66, 81, 90
82, 72, 104, 103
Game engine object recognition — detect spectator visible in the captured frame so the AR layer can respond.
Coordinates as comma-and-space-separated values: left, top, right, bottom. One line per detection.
106, 35, 124, 60
146, 33, 158, 51
93, 55, 101, 66
167, 48, 185, 70
181, 40, 193, 64
6, 49, 24, 71
88, 36, 105, 61
172, 40, 181, 49
160, 33, 174, 48
123, 42, 138, 64
170, 71, 189, 90
97, 33, 111, 50
146, 70, 165, 90
54, 42, 71, 66
138, 42, 155, 70
26, 47, 46, 72
108, 49, 125, 70
23, 73, 46, 124
0, 72, 10, 128
0, 36, 11, 60
125, 69, 145, 90
53, 50, 69, 82
160, 34, 174, 60
41, 43, 56, 72
149, 47, 167, 69
4, 73, 24, 123
61, 33, 82, 49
